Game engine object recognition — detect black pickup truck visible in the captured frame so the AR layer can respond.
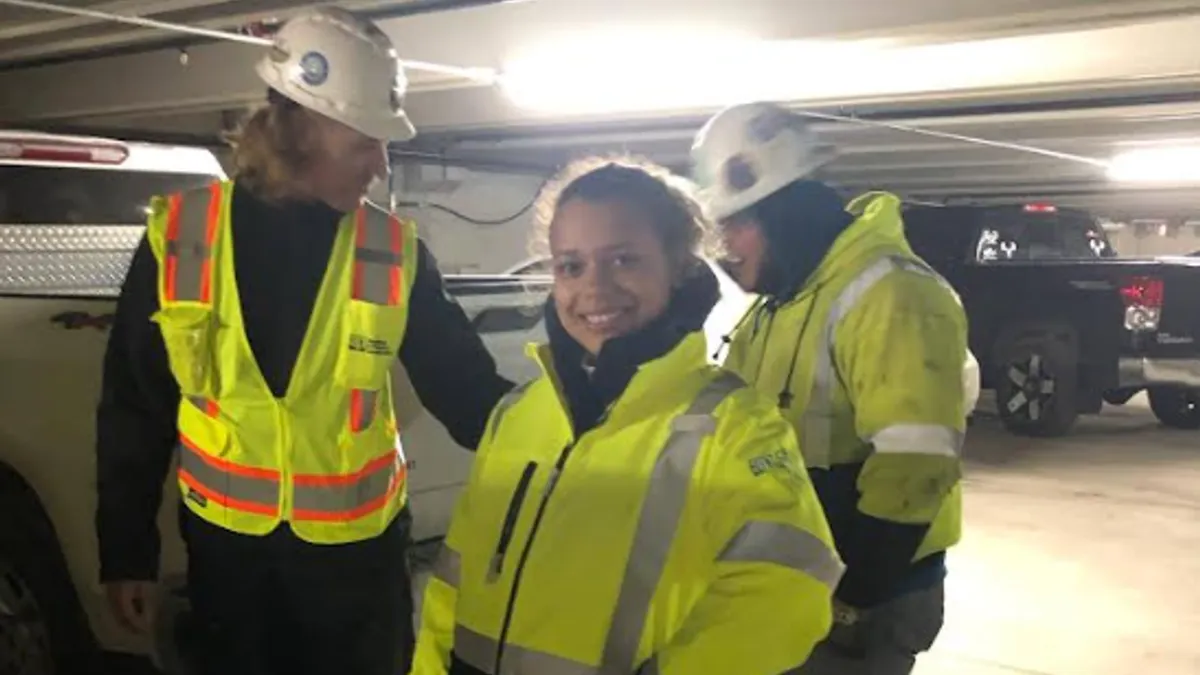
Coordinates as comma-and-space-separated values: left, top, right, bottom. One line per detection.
901, 202, 1200, 436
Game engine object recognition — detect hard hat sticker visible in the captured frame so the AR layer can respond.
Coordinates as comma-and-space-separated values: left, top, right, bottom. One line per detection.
299, 51, 330, 86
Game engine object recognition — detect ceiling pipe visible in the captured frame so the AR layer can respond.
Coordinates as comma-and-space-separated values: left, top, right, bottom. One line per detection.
0, 0, 520, 73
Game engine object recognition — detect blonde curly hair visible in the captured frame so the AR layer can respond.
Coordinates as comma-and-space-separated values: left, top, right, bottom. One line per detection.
227, 92, 319, 202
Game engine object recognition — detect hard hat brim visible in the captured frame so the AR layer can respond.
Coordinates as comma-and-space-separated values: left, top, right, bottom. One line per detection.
349, 110, 417, 143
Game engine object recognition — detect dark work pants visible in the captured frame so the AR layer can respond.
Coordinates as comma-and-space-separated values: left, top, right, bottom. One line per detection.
791, 583, 945, 675
181, 508, 415, 675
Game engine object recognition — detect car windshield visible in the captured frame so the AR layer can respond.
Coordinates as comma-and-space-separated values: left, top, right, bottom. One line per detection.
0, 165, 216, 225
975, 210, 1116, 262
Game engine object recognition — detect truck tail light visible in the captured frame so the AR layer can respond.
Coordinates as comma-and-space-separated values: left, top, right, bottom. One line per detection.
1023, 203, 1058, 213
1120, 275, 1164, 332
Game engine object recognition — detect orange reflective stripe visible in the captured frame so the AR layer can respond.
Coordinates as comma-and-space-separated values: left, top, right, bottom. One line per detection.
177, 436, 281, 515
163, 194, 182, 302
186, 395, 220, 418
348, 388, 378, 432
292, 451, 405, 521
352, 206, 404, 305
163, 183, 220, 304
388, 215, 403, 305
200, 181, 221, 303
179, 470, 279, 517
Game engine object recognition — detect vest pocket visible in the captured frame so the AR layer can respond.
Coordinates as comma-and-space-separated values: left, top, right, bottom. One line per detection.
152, 304, 217, 397
336, 299, 407, 391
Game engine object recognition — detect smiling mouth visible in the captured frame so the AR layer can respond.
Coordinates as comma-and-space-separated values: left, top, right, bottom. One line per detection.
580, 310, 629, 330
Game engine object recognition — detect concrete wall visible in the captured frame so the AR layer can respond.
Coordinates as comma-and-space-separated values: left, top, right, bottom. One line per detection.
393, 166, 548, 274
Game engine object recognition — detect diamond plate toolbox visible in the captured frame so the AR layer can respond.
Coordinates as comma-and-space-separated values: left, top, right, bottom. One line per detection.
0, 225, 144, 296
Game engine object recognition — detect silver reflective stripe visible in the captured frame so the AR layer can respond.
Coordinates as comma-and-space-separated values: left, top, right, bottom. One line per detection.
354, 206, 402, 305
177, 440, 279, 509
489, 379, 535, 443
351, 388, 379, 431
718, 520, 845, 592
871, 423, 962, 457
433, 546, 461, 588
802, 255, 958, 466
166, 188, 215, 303
291, 454, 399, 516
455, 624, 499, 673
453, 625, 599, 675
500, 645, 598, 675
601, 372, 745, 673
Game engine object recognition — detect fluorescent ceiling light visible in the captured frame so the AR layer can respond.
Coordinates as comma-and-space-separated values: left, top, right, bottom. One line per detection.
499, 27, 886, 115
1108, 146, 1200, 183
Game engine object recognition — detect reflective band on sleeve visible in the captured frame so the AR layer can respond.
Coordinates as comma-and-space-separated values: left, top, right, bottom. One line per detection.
488, 379, 535, 443
718, 520, 845, 592
803, 255, 961, 467
871, 423, 963, 457
601, 372, 745, 673
164, 182, 221, 304
177, 436, 280, 515
432, 546, 461, 588
349, 388, 379, 432
291, 451, 405, 522
352, 206, 405, 306
453, 624, 599, 675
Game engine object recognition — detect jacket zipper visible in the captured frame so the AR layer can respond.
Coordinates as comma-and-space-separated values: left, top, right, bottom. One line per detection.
494, 442, 576, 672
489, 461, 538, 581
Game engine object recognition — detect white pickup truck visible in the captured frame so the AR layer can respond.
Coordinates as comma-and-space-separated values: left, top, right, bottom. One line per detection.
0, 131, 552, 673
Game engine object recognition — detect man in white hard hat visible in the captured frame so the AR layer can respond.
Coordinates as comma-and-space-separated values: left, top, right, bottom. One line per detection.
95, 8, 513, 674
691, 101, 971, 674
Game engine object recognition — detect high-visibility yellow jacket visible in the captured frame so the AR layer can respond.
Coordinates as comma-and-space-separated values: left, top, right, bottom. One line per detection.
725, 192, 967, 565
145, 180, 418, 544
412, 333, 844, 675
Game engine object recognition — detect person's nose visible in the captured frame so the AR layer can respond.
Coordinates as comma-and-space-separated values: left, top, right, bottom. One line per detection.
580, 260, 617, 292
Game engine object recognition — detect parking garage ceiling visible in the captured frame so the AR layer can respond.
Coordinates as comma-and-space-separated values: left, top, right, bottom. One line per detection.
3, 0, 1200, 222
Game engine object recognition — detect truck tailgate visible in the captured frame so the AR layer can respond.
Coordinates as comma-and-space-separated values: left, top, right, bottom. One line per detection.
1155, 257, 1200, 356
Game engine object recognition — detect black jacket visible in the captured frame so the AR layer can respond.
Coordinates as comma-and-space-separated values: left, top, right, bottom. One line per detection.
95, 183, 513, 582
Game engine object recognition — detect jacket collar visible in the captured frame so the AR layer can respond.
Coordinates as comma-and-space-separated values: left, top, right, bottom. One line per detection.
531, 264, 720, 436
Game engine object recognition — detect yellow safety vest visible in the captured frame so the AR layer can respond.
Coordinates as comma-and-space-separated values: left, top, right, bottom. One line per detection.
145, 180, 419, 544
414, 334, 843, 675
726, 192, 967, 561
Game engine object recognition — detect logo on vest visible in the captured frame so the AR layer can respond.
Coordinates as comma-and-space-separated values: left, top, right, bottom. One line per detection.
349, 334, 391, 356
748, 448, 807, 490
186, 487, 208, 508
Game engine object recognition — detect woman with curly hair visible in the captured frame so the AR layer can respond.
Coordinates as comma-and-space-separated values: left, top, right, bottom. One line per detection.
412, 157, 843, 675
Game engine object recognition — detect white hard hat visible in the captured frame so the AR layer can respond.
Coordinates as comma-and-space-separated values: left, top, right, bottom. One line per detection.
256, 7, 416, 141
691, 101, 836, 221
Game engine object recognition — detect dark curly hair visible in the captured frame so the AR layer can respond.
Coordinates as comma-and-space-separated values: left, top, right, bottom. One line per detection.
531, 156, 719, 275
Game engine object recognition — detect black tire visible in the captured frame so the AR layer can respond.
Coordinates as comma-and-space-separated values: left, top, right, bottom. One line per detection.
1148, 387, 1200, 430
0, 477, 99, 675
995, 338, 1079, 437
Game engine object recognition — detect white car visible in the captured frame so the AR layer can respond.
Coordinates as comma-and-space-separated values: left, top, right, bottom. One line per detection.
0, 131, 548, 672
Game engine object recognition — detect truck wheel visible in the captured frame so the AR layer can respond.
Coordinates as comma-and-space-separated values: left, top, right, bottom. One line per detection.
0, 486, 98, 674
1148, 387, 1200, 430
996, 339, 1078, 437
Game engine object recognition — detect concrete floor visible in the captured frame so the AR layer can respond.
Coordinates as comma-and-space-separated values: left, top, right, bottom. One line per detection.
407, 396, 1200, 675
915, 397, 1200, 674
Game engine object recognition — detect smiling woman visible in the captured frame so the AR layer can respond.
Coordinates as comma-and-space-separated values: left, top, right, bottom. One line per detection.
411, 158, 842, 675
532, 157, 715, 355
